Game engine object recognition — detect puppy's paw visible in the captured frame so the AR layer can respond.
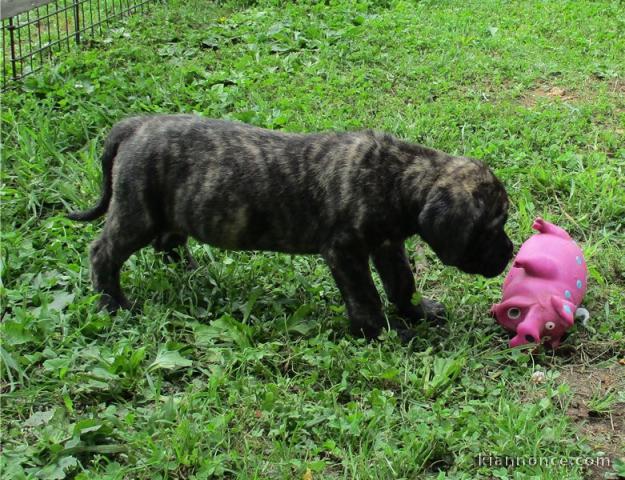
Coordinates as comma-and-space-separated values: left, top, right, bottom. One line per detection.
400, 298, 447, 327
98, 294, 138, 314
419, 298, 447, 325
396, 327, 418, 345
98, 294, 123, 313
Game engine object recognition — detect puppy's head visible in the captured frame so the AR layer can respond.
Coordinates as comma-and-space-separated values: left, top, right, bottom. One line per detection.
417, 158, 513, 278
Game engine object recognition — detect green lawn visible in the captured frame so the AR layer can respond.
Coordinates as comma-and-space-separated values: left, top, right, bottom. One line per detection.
1, 1, 624, 478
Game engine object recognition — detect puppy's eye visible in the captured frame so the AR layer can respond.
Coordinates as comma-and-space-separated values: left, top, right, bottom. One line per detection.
507, 307, 521, 319
545, 321, 556, 331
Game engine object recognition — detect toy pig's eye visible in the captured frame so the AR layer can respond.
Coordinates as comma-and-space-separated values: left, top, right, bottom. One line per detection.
507, 307, 521, 319
545, 321, 556, 330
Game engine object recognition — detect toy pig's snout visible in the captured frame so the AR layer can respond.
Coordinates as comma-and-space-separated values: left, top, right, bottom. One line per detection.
510, 329, 541, 348
509, 312, 542, 347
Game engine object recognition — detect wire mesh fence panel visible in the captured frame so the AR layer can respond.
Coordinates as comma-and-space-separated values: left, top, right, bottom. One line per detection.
1, 0, 155, 90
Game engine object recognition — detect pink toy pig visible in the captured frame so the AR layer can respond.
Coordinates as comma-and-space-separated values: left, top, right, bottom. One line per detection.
491, 217, 588, 348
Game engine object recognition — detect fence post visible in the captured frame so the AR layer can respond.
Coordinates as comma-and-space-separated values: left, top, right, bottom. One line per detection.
7, 17, 18, 80
74, 0, 80, 44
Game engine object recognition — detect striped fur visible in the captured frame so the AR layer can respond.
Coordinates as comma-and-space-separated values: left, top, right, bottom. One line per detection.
69, 115, 513, 340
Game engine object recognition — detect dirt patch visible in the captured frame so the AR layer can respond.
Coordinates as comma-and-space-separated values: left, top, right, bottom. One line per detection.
520, 77, 625, 113
558, 340, 625, 365
520, 85, 579, 108
520, 347, 625, 479
558, 363, 625, 480
608, 79, 625, 95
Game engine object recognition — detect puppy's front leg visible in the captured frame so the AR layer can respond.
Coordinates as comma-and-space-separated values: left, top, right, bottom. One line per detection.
372, 241, 446, 325
322, 245, 385, 339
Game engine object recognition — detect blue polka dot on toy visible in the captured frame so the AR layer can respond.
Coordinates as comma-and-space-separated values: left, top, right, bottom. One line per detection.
565, 290, 571, 299
576, 279, 583, 289
564, 305, 572, 314
576, 256, 582, 265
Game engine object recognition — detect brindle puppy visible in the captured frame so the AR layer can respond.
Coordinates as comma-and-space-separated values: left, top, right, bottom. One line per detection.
69, 115, 513, 341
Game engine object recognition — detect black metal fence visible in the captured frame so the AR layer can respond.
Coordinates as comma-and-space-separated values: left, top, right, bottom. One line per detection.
1, 0, 155, 90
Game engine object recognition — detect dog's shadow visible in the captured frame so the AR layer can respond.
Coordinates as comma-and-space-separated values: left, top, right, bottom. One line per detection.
125, 245, 349, 338
122, 244, 464, 346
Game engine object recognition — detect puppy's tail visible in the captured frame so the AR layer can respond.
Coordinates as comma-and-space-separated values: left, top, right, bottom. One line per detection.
68, 118, 140, 222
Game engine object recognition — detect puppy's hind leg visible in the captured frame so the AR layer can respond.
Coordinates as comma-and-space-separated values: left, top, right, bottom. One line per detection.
153, 232, 198, 270
90, 208, 155, 313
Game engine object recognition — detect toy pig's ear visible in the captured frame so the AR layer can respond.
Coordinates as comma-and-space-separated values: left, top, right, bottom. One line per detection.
532, 217, 572, 240
513, 255, 558, 279
532, 217, 546, 232
550, 296, 575, 326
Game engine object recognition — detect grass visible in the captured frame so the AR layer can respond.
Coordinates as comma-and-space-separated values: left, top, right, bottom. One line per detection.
1, 0, 624, 478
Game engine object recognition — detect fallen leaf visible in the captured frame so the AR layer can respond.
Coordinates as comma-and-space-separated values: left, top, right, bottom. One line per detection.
24, 409, 55, 427
148, 349, 192, 371
49, 292, 75, 312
